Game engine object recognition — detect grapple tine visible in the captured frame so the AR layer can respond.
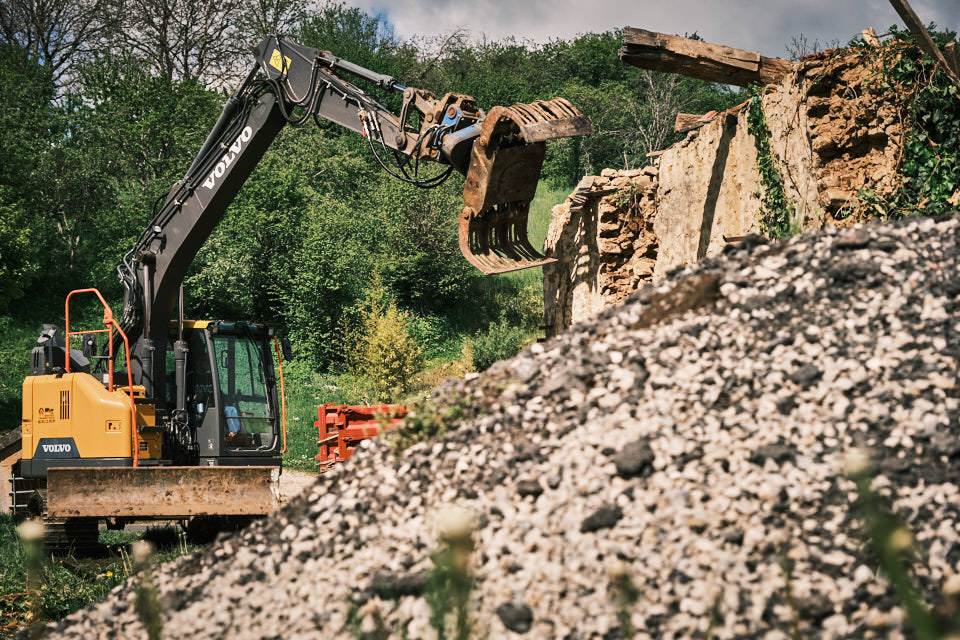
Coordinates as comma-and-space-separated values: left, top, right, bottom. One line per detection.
458, 97, 591, 274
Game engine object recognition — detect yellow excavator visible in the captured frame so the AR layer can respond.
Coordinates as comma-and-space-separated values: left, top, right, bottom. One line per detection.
9, 35, 591, 551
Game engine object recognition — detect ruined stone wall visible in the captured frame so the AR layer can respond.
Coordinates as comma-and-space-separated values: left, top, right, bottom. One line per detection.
543, 168, 657, 336
544, 47, 905, 335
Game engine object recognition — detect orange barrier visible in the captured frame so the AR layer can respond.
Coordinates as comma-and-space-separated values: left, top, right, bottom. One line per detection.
272, 338, 288, 454
314, 403, 407, 470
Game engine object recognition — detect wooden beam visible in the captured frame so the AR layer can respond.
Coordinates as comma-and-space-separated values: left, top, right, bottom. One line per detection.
674, 111, 717, 134
887, 0, 960, 86
945, 42, 960, 76
619, 28, 795, 87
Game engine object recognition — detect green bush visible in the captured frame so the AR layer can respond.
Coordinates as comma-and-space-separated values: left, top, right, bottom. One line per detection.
407, 314, 463, 361
353, 301, 424, 402
470, 319, 532, 372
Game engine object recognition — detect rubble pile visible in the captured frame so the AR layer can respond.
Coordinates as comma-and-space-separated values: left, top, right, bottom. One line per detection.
800, 49, 904, 219
47, 215, 959, 639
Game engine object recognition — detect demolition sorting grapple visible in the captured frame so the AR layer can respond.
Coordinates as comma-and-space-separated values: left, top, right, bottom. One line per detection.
458, 98, 592, 274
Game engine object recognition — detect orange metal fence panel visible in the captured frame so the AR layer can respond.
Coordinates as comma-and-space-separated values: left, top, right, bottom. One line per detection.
314, 403, 407, 470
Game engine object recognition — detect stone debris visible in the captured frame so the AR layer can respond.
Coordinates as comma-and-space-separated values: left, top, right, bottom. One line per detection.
799, 50, 904, 220
44, 215, 960, 639
544, 168, 659, 336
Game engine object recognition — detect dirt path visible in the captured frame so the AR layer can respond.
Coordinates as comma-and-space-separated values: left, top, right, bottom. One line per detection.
278, 468, 316, 505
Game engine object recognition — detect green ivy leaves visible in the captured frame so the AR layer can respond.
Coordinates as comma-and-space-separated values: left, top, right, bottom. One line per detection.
746, 91, 795, 239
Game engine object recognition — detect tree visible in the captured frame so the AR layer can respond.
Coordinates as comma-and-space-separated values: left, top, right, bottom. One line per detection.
0, 0, 114, 88
297, 2, 398, 70
0, 44, 53, 190
110, 0, 308, 86
0, 193, 37, 312
32, 54, 222, 290
235, 0, 308, 41
0, 44, 51, 310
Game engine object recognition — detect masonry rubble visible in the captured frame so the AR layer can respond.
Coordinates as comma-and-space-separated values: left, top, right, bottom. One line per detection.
545, 33, 907, 334
41, 214, 960, 639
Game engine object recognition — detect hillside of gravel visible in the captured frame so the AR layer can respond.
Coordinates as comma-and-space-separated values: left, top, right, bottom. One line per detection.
45, 215, 959, 639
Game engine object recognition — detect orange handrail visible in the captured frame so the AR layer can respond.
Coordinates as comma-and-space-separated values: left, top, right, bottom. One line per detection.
272, 338, 288, 454
64, 288, 139, 467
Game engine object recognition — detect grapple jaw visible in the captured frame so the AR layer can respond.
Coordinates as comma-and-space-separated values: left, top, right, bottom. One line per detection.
459, 98, 592, 275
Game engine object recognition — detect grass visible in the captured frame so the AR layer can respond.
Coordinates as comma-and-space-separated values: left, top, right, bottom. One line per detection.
0, 516, 194, 638
501, 181, 569, 289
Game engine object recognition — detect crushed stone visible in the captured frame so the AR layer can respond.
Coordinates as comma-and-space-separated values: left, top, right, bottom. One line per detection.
43, 215, 960, 639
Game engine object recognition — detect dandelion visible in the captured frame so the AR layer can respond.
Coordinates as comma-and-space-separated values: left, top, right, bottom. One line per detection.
887, 528, 913, 553
435, 505, 477, 543
843, 448, 872, 477
16, 519, 44, 542
132, 540, 154, 566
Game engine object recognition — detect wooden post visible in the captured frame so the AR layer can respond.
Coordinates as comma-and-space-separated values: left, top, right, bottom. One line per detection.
945, 42, 960, 76
619, 28, 795, 87
887, 0, 960, 86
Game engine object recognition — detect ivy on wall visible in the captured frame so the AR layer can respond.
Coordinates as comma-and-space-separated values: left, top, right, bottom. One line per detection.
746, 88, 795, 239
862, 27, 960, 218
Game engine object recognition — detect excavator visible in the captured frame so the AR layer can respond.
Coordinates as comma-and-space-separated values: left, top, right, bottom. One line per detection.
9, 35, 591, 550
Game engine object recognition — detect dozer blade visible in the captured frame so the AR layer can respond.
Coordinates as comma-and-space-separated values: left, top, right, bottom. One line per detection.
46, 466, 278, 518
460, 98, 592, 275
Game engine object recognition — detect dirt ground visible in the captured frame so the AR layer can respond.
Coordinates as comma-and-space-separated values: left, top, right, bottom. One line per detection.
278, 468, 316, 504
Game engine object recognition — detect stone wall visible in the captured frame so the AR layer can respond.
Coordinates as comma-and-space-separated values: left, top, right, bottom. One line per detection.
543, 168, 657, 336
544, 47, 904, 335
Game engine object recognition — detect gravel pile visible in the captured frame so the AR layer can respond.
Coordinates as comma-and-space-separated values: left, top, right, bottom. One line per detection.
47, 216, 959, 639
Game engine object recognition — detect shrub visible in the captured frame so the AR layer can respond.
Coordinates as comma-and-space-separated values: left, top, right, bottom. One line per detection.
470, 318, 531, 372
407, 314, 463, 361
353, 302, 424, 402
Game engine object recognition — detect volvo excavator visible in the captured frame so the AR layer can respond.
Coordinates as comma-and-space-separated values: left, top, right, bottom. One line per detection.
9, 35, 591, 550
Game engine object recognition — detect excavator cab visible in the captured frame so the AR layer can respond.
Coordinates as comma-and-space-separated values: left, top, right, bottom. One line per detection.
168, 321, 282, 466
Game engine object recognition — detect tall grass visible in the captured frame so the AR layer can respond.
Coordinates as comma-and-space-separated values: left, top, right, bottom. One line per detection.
0, 517, 193, 637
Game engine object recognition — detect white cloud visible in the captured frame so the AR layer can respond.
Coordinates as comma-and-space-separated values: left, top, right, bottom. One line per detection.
349, 0, 959, 57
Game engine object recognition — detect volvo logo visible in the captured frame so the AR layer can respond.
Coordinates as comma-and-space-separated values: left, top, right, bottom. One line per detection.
35, 438, 79, 459
202, 126, 253, 190
41, 443, 71, 454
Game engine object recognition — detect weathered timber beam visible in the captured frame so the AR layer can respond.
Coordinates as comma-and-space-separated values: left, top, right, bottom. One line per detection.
674, 111, 717, 134
619, 27, 795, 87
674, 100, 752, 134
887, 0, 960, 86
944, 42, 959, 76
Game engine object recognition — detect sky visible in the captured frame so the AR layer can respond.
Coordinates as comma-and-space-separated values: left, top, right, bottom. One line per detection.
346, 0, 960, 58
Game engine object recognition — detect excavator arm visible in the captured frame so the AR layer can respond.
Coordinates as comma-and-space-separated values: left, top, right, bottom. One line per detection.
117, 34, 590, 413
